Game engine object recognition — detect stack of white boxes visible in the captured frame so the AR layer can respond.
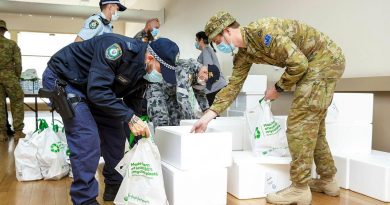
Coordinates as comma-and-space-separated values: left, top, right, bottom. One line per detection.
155, 126, 233, 205
226, 75, 267, 117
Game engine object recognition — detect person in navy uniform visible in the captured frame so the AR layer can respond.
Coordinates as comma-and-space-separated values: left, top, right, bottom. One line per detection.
42, 33, 180, 205
75, 0, 127, 42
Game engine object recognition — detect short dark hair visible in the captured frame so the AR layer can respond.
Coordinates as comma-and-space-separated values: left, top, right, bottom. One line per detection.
197, 31, 217, 52
146, 18, 160, 26
196, 31, 209, 44
227, 21, 240, 29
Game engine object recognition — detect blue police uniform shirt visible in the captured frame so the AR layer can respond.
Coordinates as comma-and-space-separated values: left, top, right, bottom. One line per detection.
78, 12, 113, 40
47, 33, 148, 123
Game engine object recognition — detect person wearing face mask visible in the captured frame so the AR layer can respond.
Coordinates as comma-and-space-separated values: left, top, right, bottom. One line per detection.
134, 18, 160, 43
74, 0, 126, 42
195, 31, 227, 106
145, 58, 210, 127
191, 11, 346, 205
42, 34, 179, 205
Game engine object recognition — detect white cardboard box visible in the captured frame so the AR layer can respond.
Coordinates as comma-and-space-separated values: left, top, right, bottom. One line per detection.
326, 93, 373, 124
349, 151, 390, 202
161, 162, 227, 205
180, 117, 247, 151
229, 94, 265, 111
155, 126, 232, 170
227, 151, 291, 199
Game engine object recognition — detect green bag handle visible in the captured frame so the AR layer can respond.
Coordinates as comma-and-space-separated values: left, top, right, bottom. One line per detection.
35, 119, 49, 133
128, 115, 150, 148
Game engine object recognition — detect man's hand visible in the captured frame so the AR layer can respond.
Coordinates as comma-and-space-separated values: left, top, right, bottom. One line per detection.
265, 86, 280, 101
128, 115, 150, 138
191, 110, 218, 133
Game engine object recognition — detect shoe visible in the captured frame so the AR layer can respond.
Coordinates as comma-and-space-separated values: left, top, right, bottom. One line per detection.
309, 177, 340, 196
0, 132, 8, 142
266, 184, 312, 205
103, 184, 121, 201
14, 131, 26, 143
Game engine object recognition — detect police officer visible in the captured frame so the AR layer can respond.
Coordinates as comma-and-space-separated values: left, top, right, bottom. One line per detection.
0, 19, 25, 143
74, 0, 126, 42
191, 11, 345, 205
134, 18, 160, 43
42, 33, 179, 205
146, 58, 209, 127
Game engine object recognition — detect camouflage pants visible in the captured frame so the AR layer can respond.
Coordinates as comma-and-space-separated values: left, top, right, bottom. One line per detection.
0, 71, 24, 131
287, 62, 345, 186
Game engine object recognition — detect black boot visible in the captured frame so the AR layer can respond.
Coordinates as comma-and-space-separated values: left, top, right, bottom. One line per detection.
103, 184, 121, 201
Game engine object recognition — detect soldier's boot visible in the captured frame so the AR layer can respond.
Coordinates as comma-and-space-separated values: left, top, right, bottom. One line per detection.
0, 131, 8, 142
309, 176, 340, 197
14, 131, 26, 143
266, 184, 312, 205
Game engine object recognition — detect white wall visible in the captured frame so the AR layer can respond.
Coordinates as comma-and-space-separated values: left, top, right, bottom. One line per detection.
160, 0, 390, 81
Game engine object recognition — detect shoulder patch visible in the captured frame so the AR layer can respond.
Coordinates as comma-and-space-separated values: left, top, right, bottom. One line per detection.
264, 34, 272, 47
105, 43, 122, 61
89, 19, 100, 29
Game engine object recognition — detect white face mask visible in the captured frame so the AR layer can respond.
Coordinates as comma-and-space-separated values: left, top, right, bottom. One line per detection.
197, 77, 206, 86
111, 10, 120, 21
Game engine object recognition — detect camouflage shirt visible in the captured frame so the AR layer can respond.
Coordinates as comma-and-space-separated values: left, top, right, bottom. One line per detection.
0, 35, 22, 77
210, 18, 345, 114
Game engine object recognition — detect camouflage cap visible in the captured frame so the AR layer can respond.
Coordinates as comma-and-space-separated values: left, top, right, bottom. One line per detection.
0, 19, 7, 31
204, 11, 236, 40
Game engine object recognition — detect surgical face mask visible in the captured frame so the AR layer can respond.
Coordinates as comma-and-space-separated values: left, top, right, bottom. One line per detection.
143, 63, 163, 83
151, 28, 159, 37
197, 77, 206, 86
111, 10, 120, 21
195, 41, 200, 50
217, 34, 236, 54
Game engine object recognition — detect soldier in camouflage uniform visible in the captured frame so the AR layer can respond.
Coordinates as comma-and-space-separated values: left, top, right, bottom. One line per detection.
0, 19, 25, 143
146, 58, 209, 127
191, 11, 345, 205
134, 18, 160, 43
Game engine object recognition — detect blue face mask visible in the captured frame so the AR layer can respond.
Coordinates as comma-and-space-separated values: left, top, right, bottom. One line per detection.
217, 35, 236, 54
151, 28, 159, 37
195, 41, 200, 50
143, 64, 163, 83
217, 41, 235, 54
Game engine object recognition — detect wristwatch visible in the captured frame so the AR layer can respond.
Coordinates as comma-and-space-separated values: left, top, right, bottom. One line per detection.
275, 83, 284, 93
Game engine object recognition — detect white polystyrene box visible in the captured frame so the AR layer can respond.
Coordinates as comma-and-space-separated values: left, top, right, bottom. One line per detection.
310, 154, 350, 189
326, 123, 372, 155
241, 75, 267, 94
227, 109, 245, 117
326, 93, 373, 124
229, 94, 265, 111
180, 117, 247, 151
161, 162, 227, 205
227, 151, 291, 199
155, 126, 232, 170
333, 154, 350, 189
349, 151, 390, 202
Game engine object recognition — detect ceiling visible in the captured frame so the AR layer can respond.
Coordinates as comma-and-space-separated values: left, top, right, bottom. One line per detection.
0, 0, 168, 23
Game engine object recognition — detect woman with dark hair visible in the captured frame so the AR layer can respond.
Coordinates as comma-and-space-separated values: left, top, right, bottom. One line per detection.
195, 31, 227, 106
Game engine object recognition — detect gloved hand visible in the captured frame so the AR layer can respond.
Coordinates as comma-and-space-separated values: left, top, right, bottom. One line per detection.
128, 115, 150, 138
190, 109, 218, 133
